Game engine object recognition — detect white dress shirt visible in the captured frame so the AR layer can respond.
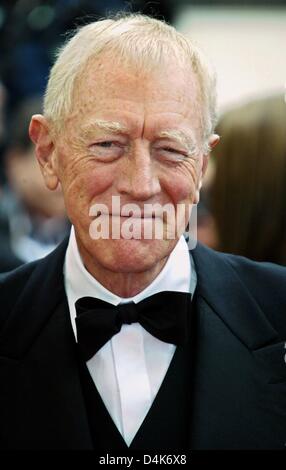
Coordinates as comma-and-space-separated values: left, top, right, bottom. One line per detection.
64, 226, 197, 446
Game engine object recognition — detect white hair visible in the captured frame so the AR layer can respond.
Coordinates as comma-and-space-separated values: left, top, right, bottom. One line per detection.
44, 13, 217, 152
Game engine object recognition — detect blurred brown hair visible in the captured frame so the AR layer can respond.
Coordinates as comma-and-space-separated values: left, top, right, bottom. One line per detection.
211, 94, 286, 264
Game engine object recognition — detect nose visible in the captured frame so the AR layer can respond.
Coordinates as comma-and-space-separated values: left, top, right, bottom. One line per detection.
115, 142, 161, 201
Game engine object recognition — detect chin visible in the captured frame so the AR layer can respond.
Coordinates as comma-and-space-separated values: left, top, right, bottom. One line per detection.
90, 238, 175, 274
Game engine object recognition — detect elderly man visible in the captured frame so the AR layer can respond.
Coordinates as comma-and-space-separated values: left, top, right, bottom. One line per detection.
0, 14, 285, 451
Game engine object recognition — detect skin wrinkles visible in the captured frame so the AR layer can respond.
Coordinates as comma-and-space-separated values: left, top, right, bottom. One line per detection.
59, 117, 200, 211
81, 122, 199, 159
63, 113, 200, 175
77, 120, 198, 158
157, 130, 198, 156
30, 54, 219, 297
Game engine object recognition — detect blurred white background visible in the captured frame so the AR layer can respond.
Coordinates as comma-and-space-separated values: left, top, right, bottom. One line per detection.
174, 6, 286, 113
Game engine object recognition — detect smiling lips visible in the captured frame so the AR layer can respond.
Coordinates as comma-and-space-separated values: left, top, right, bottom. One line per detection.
96, 212, 161, 219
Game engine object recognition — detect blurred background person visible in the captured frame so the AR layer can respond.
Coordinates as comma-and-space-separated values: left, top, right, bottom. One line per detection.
0, 79, 7, 184
196, 160, 219, 250
208, 94, 286, 265
0, 1, 174, 120
0, 96, 69, 271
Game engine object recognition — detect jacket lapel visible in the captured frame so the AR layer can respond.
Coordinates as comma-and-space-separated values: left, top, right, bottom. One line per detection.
0, 238, 93, 449
191, 244, 286, 383
191, 243, 278, 350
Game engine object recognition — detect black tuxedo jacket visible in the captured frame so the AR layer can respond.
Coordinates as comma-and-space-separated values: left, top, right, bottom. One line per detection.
0, 238, 286, 450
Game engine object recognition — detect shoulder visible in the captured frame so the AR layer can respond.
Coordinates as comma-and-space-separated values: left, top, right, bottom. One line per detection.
221, 250, 286, 296
192, 243, 286, 334
0, 260, 40, 328
226, 252, 286, 324
223, 252, 286, 339
0, 236, 69, 330
193, 241, 286, 288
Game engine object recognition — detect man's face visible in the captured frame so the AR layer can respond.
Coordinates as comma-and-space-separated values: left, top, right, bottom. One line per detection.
52, 55, 206, 273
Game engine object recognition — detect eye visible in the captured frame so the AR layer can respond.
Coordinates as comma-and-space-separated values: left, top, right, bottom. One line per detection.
163, 147, 180, 154
155, 146, 187, 162
88, 141, 125, 160
96, 141, 117, 148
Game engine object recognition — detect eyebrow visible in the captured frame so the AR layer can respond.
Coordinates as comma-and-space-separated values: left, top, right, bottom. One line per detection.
81, 119, 128, 136
158, 129, 198, 156
80, 120, 198, 155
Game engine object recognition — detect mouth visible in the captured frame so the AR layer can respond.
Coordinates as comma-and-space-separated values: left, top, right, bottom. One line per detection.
95, 212, 159, 220
88, 210, 173, 242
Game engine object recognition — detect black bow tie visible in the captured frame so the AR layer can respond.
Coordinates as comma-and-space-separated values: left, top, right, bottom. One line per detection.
75, 291, 192, 361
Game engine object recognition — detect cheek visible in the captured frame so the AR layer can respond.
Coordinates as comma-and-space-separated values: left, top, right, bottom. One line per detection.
58, 162, 115, 232
82, 167, 115, 199
60, 158, 115, 203
162, 170, 197, 204
63, 167, 114, 229
56, 141, 115, 198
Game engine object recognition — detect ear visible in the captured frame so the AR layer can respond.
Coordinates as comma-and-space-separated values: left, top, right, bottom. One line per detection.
29, 114, 59, 191
208, 133, 220, 151
194, 134, 220, 204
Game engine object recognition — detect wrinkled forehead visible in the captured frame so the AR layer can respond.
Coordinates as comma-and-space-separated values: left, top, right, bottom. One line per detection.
74, 44, 196, 87
69, 52, 203, 130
